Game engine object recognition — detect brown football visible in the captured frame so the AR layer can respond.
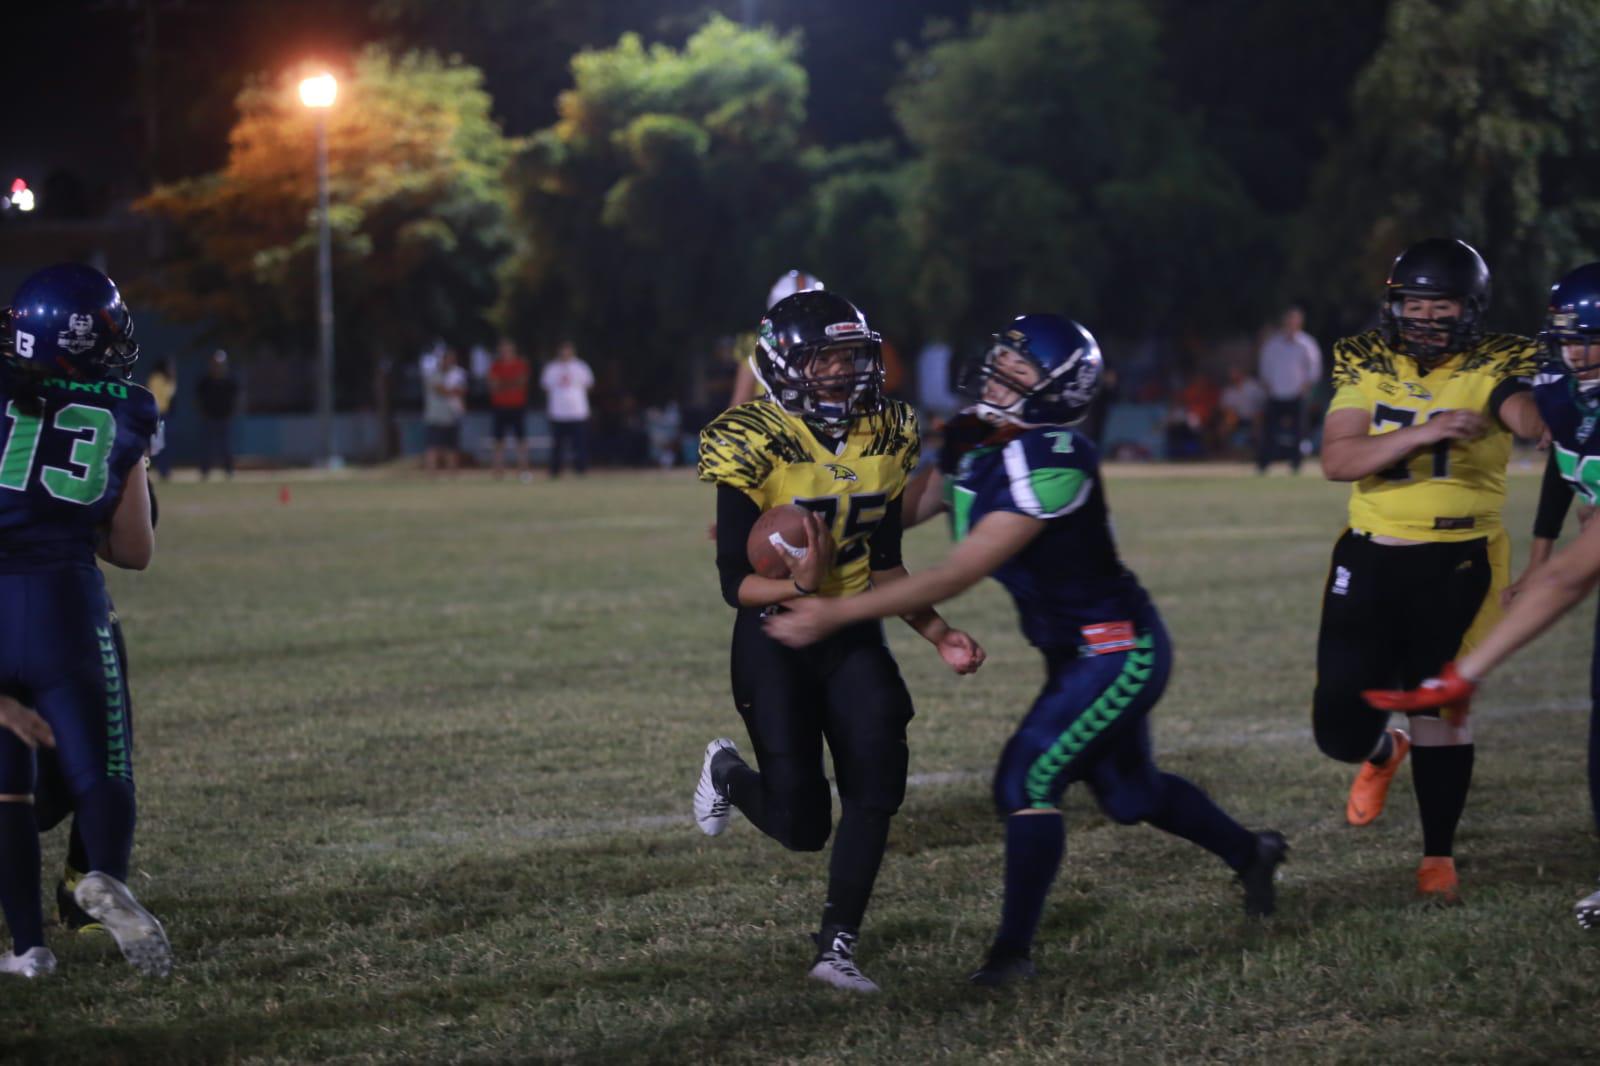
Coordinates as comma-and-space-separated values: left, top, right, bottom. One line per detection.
747, 503, 817, 579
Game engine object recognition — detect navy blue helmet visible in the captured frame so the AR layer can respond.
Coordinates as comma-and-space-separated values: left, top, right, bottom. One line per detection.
753, 290, 883, 428
1542, 261, 1600, 377
3, 263, 139, 380
1379, 238, 1490, 364
961, 314, 1103, 428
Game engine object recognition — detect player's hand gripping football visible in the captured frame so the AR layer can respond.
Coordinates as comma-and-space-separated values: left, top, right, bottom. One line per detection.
0, 694, 53, 750
782, 510, 836, 594
1363, 662, 1476, 723
935, 628, 986, 675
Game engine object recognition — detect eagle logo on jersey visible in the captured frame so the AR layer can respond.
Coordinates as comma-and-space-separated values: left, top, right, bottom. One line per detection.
59, 313, 98, 355
1404, 382, 1432, 401
825, 463, 858, 482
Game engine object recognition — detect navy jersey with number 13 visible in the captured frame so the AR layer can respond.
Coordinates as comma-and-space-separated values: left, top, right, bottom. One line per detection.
945, 426, 1147, 649
0, 374, 156, 571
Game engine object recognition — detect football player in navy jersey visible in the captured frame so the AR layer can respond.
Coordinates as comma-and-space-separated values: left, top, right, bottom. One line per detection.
0, 264, 171, 979
767, 315, 1287, 986
1376, 262, 1600, 927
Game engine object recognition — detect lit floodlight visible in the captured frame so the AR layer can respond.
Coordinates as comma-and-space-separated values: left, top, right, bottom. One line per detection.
298, 72, 337, 109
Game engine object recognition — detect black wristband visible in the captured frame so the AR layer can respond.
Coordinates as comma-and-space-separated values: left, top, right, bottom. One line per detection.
793, 579, 817, 596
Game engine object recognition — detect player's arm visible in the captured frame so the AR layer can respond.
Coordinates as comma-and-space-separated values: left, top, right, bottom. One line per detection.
900, 466, 947, 528
1493, 387, 1544, 441
1368, 508, 1600, 715
713, 484, 822, 608
97, 459, 154, 571
0, 694, 52, 752
766, 511, 1043, 647
1320, 406, 1486, 482
1505, 449, 1572, 606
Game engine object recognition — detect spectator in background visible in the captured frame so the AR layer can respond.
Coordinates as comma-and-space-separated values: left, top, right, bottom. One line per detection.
1180, 370, 1222, 454
145, 358, 176, 481
915, 340, 958, 427
542, 341, 594, 478
423, 348, 467, 473
195, 350, 238, 480
1219, 367, 1267, 458
1257, 305, 1322, 474
487, 339, 532, 481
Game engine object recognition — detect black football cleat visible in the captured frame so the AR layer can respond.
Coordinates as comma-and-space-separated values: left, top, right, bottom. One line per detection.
968, 954, 1037, 988
1240, 830, 1289, 918
56, 879, 103, 934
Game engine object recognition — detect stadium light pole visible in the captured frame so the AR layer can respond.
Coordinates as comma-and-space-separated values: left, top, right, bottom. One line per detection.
299, 71, 341, 469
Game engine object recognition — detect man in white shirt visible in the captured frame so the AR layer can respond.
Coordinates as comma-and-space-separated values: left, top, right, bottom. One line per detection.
423, 348, 467, 472
1256, 306, 1322, 473
541, 341, 595, 478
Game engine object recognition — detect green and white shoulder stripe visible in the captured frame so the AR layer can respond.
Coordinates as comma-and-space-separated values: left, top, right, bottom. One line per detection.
1003, 439, 1091, 517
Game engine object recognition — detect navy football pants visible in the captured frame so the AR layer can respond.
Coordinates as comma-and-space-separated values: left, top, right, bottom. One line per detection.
0, 568, 134, 802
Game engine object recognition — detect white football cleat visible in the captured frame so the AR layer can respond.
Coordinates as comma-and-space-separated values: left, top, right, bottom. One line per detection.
693, 738, 738, 836
1576, 881, 1600, 930
808, 929, 880, 993
74, 872, 172, 977
0, 946, 57, 979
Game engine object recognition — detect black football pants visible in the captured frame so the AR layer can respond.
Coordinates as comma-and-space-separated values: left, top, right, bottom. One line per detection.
727, 607, 914, 851
1313, 530, 1490, 763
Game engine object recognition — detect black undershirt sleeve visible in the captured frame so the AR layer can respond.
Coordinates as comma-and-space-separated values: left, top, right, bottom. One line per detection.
1532, 447, 1575, 541
715, 484, 761, 608
1488, 376, 1533, 432
868, 494, 905, 571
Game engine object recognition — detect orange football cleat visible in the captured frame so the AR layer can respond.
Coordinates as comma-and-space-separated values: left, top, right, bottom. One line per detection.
1417, 856, 1462, 905
1346, 728, 1411, 827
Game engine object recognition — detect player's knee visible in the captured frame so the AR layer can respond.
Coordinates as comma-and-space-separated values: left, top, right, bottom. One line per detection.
781, 807, 832, 852
1312, 691, 1383, 764
1092, 780, 1158, 825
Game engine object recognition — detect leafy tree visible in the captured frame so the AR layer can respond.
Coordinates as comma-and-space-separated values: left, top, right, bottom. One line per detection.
1294, 0, 1600, 333
502, 16, 811, 395
136, 45, 516, 407
884, 0, 1272, 352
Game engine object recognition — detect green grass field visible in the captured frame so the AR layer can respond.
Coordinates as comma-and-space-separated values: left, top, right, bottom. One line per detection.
4, 460, 1599, 1064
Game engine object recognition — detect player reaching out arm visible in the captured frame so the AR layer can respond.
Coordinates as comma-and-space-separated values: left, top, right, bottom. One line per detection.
1367, 262, 1600, 926
767, 315, 1287, 988
692, 291, 983, 993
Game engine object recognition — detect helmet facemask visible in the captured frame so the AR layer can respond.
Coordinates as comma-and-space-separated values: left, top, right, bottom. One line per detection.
753, 332, 884, 431
1380, 290, 1484, 367
962, 337, 1100, 429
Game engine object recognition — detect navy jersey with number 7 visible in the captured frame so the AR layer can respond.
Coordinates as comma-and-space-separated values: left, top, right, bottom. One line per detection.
0, 374, 157, 572
943, 425, 1147, 649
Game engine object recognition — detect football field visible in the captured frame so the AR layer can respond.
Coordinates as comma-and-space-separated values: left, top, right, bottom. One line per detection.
4, 461, 1600, 1064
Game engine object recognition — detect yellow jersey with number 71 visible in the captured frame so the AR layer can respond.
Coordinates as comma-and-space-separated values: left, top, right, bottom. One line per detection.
1326, 330, 1538, 541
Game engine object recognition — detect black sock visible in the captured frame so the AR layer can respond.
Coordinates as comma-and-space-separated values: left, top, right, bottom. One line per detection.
0, 804, 43, 953
820, 806, 891, 934
74, 779, 136, 881
1411, 743, 1474, 857
1144, 773, 1258, 872
1368, 731, 1394, 766
66, 820, 88, 882
989, 812, 1065, 962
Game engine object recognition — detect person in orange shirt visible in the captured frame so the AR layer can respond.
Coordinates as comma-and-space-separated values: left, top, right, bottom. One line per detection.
487, 339, 532, 480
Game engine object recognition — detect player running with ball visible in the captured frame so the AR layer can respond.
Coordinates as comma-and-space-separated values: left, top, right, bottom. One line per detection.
692, 291, 984, 993
767, 314, 1287, 987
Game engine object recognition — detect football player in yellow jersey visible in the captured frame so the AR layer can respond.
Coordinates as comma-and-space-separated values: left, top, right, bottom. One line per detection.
1315, 237, 1545, 903
692, 291, 985, 992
